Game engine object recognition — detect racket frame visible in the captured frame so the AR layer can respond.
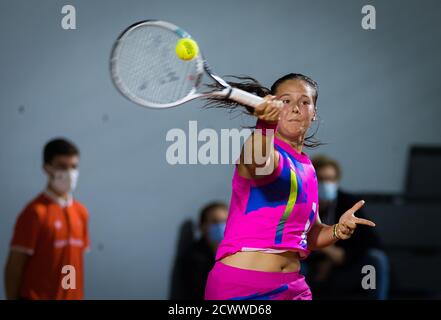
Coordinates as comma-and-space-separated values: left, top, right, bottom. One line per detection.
110, 20, 263, 109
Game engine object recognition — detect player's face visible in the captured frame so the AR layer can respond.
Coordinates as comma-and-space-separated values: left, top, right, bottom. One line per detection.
275, 80, 316, 142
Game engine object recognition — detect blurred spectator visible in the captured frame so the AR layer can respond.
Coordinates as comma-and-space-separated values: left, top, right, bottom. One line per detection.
173, 202, 228, 300
4, 138, 89, 300
303, 154, 390, 299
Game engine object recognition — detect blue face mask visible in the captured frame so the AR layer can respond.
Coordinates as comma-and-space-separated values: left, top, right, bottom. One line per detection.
208, 222, 226, 245
318, 182, 338, 201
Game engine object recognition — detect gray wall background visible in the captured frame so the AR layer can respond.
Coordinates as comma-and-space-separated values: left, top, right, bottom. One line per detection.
1, 0, 440, 299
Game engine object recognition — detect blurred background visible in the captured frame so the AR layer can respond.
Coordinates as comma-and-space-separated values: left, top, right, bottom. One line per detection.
1, 0, 440, 299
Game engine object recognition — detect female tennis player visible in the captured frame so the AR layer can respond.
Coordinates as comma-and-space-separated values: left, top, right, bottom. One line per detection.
204, 73, 376, 300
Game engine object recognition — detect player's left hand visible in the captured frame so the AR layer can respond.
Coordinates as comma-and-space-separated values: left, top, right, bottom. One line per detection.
335, 200, 376, 240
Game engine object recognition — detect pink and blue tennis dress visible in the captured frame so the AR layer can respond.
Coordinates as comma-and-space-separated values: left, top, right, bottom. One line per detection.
204, 132, 319, 300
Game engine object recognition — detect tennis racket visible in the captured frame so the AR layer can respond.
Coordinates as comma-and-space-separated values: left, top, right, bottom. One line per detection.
110, 20, 263, 109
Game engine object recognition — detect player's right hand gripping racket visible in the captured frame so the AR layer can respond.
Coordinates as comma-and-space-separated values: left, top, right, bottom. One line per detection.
110, 20, 263, 109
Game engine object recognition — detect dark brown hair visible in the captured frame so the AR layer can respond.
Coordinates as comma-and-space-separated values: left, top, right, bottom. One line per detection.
43, 138, 79, 164
203, 73, 323, 148
199, 201, 228, 227
311, 154, 342, 180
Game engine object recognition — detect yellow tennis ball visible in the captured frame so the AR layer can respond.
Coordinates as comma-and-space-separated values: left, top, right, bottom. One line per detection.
175, 38, 199, 61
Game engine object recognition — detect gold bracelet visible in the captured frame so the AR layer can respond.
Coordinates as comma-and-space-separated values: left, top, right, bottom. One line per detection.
333, 223, 341, 240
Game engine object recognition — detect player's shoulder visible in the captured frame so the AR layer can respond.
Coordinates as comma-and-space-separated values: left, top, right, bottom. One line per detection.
72, 199, 89, 219
301, 152, 314, 167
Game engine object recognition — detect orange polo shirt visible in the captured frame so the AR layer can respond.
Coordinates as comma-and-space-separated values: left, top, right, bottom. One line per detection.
10, 191, 90, 300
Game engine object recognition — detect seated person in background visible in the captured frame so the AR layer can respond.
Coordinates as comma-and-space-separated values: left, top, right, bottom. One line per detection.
181, 202, 228, 300
303, 155, 390, 300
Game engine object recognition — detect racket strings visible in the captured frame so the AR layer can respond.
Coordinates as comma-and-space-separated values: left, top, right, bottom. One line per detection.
115, 25, 199, 105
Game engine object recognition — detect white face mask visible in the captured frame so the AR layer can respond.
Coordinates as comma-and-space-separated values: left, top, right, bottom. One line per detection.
49, 168, 79, 194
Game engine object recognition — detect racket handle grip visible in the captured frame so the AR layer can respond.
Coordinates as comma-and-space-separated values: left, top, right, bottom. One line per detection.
229, 88, 264, 108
